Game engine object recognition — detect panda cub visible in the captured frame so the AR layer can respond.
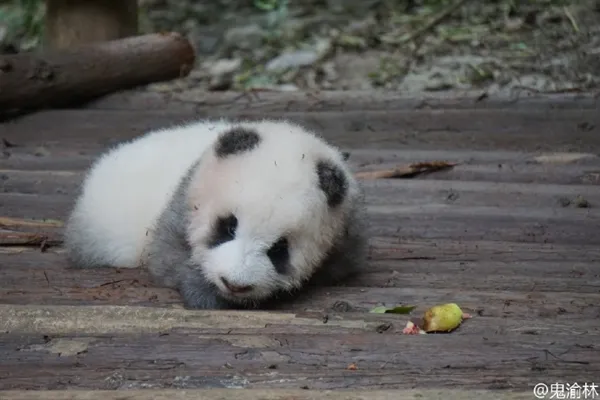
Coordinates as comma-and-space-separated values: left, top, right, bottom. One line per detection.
64, 119, 368, 309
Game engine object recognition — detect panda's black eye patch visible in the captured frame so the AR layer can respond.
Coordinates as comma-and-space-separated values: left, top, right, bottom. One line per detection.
207, 214, 238, 248
267, 237, 289, 274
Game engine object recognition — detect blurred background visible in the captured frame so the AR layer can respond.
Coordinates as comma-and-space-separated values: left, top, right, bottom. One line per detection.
1, 0, 598, 95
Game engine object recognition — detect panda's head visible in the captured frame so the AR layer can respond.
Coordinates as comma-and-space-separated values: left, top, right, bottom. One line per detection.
183, 120, 360, 304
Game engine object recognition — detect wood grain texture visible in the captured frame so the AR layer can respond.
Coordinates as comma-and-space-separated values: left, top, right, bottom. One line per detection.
2, 237, 599, 312
1, 305, 598, 390
3, 149, 600, 187
85, 89, 600, 112
0, 389, 537, 400
2, 192, 598, 245
1, 334, 595, 390
0, 92, 599, 393
1, 107, 599, 152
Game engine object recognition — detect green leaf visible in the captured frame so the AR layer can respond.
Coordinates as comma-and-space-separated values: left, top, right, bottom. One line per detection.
253, 0, 279, 11
370, 305, 417, 314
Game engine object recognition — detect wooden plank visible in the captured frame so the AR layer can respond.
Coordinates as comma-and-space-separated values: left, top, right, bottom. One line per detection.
0, 389, 539, 400
3, 144, 600, 168
2, 249, 599, 321
0, 286, 596, 337
3, 168, 600, 208
1, 283, 598, 334
367, 206, 599, 245
84, 89, 600, 112
1, 192, 598, 244
346, 148, 600, 168
0, 157, 93, 172
370, 236, 600, 262
0, 285, 181, 308
0, 193, 71, 220
359, 261, 600, 293
0, 304, 390, 334
0, 170, 83, 195
361, 179, 600, 208
3, 151, 600, 186
2, 107, 599, 151
410, 164, 600, 186
0, 305, 597, 390
2, 148, 598, 246
0, 96, 598, 394
5, 233, 600, 264
2, 247, 598, 293
5, 147, 600, 166
1, 336, 595, 390
2, 242, 599, 292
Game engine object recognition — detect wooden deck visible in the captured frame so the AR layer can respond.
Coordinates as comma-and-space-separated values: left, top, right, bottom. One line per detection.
1, 90, 599, 399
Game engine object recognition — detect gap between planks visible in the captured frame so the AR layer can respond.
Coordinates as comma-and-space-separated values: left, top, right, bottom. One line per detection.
0, 388, 537, 400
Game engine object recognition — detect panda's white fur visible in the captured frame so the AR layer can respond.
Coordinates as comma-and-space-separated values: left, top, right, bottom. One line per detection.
64, 118, 368, 309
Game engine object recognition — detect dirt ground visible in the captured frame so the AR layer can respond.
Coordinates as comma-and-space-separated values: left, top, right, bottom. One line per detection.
137, 0, 600, 96
2, 0, 600, 96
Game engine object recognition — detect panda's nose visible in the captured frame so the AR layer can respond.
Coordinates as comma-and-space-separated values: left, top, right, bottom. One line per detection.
220, 277, 253, 293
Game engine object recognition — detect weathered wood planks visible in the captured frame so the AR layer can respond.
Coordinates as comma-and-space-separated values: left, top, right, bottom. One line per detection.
1, 304, 598, 390
0, 388, 537, 400
85, 90, 600, 112
2, 106, 600, 152
0, 91, 599, 394
3, 243, 600, 306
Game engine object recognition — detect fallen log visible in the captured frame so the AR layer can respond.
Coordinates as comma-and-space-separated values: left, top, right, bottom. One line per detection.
0, 32, 196, 116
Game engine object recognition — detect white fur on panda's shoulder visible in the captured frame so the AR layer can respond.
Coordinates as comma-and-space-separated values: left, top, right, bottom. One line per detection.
63, 119, 239, 269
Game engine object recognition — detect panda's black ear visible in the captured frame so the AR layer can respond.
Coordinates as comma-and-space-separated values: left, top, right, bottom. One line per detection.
342, 151, 350, 161
316, 160, 348, 208
215, 126, 261, 158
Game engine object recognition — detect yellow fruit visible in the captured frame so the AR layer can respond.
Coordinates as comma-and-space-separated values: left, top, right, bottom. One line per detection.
422, 303, 466, 333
